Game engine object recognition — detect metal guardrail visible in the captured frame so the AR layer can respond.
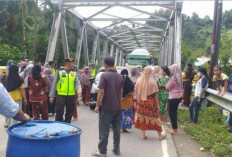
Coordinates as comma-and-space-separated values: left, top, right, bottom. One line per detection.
191, 84, 232, 112
206, 88, 232, 112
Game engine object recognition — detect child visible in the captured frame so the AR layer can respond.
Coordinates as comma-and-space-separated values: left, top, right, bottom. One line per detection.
213, 65, 228, 96
189, 68, 208, 124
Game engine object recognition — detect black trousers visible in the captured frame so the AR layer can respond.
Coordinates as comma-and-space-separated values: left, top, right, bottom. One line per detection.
55, 95, 75, 123
169, 98, 181, 129
47, 93, 56, 114
98, 110, 121, 155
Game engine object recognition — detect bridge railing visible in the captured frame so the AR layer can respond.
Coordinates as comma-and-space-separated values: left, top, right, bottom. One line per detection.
192, 84, 232, 112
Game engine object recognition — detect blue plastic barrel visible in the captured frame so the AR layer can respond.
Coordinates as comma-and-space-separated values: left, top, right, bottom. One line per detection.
6, 121, 82, 157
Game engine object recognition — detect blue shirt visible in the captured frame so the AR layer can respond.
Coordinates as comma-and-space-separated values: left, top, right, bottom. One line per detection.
0, 83, 19, 118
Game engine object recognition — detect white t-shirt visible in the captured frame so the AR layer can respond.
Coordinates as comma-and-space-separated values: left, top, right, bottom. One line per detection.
195, 77, 208, 98
0, 83, 19, 118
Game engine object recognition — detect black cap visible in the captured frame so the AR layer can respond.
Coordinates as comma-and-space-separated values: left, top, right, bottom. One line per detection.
65, 58, 74, 63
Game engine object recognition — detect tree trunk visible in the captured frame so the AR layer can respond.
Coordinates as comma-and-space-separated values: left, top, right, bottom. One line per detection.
33, 0, 38, 62
21, 1, 26, 58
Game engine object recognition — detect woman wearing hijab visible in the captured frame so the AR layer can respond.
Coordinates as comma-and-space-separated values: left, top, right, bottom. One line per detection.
135, 66, 166, 140
81, 66, 91, 106
28, 65, 48, 120
130, 67, 141, 84
45, 68, 55, 115
130, 67, 141, 123
20, 64, 33, 117
121, 69, 134, 132
153, 66, 162, 82
4, 65, 27, 127
165, 64, 183, 134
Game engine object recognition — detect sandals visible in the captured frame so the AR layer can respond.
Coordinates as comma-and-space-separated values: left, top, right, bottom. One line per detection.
91, 151, 107, 157
141, 136, 148, 140
159, 134, 167, 140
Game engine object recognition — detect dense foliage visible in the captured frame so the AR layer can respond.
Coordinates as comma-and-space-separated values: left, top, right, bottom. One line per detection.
178, 106, 232, 157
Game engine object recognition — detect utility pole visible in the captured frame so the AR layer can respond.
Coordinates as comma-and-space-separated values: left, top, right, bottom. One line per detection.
209, 0, 223, 87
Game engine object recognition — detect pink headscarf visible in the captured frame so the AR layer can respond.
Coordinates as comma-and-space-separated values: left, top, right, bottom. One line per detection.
169, 64, 183, 88
135, 66, 158, 101
81, 66, 91, 86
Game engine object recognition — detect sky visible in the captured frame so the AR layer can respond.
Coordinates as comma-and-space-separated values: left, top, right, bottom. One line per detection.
71, 1, 232, 28
183, 1, 232, 19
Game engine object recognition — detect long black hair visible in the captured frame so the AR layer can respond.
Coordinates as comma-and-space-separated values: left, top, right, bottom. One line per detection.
198, 67, 208, 79
32, 65, 41, 81
161, 66, 170, 77
121, 69, 134, 98
4, 65, 23, 92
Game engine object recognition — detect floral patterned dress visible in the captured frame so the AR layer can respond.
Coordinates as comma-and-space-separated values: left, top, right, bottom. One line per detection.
158, 76, 170, 115
135, 95, 162, 132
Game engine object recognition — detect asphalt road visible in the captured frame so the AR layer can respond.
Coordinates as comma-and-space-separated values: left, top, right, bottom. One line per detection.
0, 104, 178, 157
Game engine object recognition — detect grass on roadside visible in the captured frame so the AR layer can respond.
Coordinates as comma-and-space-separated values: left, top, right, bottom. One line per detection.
178, 105, 232, 157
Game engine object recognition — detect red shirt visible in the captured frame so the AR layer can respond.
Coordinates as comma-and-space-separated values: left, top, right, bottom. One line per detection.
28, 75, 47, 102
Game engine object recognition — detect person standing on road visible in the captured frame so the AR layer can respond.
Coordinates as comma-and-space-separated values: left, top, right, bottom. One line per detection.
49, 58, 81, 123
189, 68, 208, 124
81, 66, 91, 106
130, 67, 141, 123
165, 64, 183, 135
4, 65, 27, 128
92, 56, 123, 157
183, 63, 195, 107
0, 83, 30, 122
20, 64, 33, 118
90, 64, 97, 78
158, 66, 170, 124
134, 66, 166, 140
120, 69, 134, 133
28, 65, 48, 120
45, 68, 55, 115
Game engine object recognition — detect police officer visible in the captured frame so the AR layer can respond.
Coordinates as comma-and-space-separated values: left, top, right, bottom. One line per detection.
90, 64, 97, 78
49, 58, 81, 123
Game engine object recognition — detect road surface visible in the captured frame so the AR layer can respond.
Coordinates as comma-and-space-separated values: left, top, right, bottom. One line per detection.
0, 104, 178, 157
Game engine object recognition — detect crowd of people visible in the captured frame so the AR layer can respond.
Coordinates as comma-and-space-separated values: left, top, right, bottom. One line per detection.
0, 58, 97, 127
1, 56, 232, 157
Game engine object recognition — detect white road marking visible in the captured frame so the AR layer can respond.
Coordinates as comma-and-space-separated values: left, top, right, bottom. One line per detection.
162, 125, 169, 157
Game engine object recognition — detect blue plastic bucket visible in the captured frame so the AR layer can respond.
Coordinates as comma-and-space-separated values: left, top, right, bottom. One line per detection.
6, 121, 82, 157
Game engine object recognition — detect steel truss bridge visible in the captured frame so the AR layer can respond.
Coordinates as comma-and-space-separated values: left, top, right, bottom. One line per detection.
45, 0, 183, 67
